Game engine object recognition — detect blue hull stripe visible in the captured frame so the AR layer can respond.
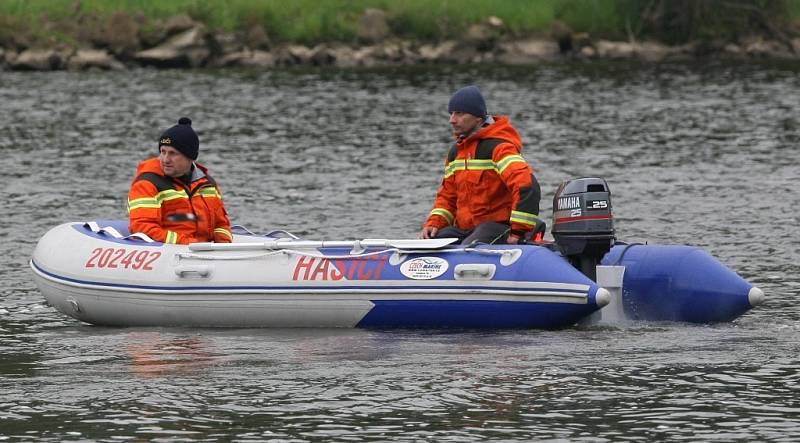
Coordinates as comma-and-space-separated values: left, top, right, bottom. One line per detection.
357, 300, 595, 329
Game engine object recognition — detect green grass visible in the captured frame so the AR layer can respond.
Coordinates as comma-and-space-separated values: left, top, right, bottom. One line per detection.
1, 0, 798, 47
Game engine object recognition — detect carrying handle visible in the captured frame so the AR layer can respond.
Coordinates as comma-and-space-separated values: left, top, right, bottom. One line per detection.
175, 265, 211, 278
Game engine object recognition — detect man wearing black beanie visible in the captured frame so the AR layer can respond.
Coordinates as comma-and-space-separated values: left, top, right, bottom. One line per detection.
127, 117, 232, 244
420, 85, 543, 245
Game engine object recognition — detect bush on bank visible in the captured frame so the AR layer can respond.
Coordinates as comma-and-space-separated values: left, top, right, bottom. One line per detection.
1, 0, 799, 70
1, 0, 798, 48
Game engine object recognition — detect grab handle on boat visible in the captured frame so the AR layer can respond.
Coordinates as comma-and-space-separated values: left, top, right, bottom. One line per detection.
175, 265, 211, 278
453, 264, 496, 280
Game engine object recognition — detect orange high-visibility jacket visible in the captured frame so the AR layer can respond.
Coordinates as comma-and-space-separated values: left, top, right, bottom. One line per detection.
127, 158, 232, 244
424, 116, 541, 235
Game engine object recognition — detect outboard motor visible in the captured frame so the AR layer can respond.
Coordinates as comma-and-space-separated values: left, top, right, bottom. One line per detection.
551, 178, 615, 281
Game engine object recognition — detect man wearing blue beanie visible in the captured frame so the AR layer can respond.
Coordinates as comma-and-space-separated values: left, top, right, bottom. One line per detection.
127, 117, 233, 245
420, 85, 543, 245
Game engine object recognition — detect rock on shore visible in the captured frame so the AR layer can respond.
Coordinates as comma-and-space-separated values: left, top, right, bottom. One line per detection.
2, 12, 798, 71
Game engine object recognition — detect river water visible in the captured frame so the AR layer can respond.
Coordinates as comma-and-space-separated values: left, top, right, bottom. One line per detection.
1, 61, 799, 441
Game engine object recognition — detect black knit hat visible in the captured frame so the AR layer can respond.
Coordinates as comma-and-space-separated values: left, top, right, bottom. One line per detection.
448, 85, 487, 119
158, 117, 199, 160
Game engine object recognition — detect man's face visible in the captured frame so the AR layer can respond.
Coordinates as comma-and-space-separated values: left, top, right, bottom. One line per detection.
449, 111, 483, 137
159, 145, 193, 178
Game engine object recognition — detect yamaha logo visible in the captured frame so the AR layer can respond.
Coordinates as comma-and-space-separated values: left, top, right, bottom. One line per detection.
557, 196, 581, 210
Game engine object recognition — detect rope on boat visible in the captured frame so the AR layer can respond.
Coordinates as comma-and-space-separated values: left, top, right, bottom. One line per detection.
608, 241, 644, 265
178, 248, 406, 261
84, 222, 155, 243
176, 246, 520, 261
231, 225, 300, 239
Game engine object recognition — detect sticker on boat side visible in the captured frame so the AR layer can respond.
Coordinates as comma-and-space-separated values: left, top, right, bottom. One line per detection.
399, 257, 449, 280
292, 255, 388, 281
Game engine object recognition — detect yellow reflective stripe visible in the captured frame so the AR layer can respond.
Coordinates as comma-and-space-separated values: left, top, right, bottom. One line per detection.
465, 159, 495, 170
129, 190, 188, 210
155, 189, 188, 203
164, 231, 178, 244
444, 155, 527, 178
199, 188, 221, 198
496, 154, 527, 174
214, 227, 232, 240
128, 197, 160, 211
444, 161, 465, 178
430, 208, 454, 225
510, 210, 540, 227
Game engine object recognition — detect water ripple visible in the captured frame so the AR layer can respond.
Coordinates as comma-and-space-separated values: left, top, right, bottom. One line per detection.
2, 61, 800, 441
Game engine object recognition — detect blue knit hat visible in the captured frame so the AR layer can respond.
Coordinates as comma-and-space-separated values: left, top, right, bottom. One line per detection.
448, 85, 487, 118
158, 117, 199, 160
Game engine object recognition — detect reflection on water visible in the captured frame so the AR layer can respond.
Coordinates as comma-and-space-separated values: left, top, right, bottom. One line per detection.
1, 62, 800, 440
126, 332, 223, 377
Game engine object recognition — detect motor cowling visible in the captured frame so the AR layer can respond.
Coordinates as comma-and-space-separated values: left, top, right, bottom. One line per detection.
551, 177, 615, 280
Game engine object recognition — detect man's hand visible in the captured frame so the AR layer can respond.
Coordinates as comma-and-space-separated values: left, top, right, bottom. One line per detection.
420, 226, 439, 239
507, 230, 527, 245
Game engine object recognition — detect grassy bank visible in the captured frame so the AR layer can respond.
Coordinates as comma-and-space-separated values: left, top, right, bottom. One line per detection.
2, 0, 799, 47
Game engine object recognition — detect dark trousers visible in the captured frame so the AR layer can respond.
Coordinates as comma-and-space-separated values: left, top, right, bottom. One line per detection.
435, 221, 510, 246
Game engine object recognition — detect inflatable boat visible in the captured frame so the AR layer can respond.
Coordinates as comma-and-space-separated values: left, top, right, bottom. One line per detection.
30, 178, 764, 328
30, 221, 610, 329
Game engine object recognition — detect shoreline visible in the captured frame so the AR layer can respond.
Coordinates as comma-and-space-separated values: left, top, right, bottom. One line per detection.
3, 14, 800, 71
